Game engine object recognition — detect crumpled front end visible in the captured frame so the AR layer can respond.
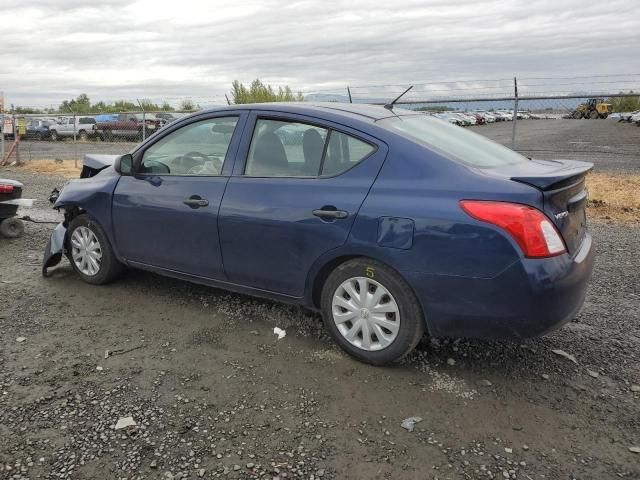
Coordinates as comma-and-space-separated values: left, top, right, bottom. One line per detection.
42, 222, 67, 277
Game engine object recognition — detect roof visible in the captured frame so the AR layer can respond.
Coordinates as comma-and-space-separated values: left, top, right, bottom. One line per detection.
199, 102, 418, 122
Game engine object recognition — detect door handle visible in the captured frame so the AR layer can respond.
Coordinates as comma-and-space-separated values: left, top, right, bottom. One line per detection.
312, 208, 348, 219
183, 197, 209, 208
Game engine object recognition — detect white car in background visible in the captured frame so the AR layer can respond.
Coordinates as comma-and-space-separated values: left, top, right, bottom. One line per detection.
49, 116, 97, 141
493, 111, 513, 121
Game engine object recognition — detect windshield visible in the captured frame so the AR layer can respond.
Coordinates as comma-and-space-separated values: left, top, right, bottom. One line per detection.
379, 115, 528, 168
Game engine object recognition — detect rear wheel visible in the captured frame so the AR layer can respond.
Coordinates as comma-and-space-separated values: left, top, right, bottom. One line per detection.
50, 130, 58, 141
589, 110, 598, 119
0, 218, 24, 238
78, 130, 88, 141
321, 258, 425, 365
67, 214, 123, 285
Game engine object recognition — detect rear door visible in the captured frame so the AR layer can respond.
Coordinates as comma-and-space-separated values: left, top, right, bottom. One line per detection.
111, 113, 247, 279
218, 111, 388, 297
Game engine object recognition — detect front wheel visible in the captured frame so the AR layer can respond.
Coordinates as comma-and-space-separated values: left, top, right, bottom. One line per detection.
67, 214, 123, 284
50, 130, 58, 141
321, 258, 425, 365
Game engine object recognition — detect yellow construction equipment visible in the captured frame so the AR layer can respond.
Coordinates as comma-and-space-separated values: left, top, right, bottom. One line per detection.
571, 98, 612, 119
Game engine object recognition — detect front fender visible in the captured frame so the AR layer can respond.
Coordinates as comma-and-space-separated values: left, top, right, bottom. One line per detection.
53, 170, 120, 252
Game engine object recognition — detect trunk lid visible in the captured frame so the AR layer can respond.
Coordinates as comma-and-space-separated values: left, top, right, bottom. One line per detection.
488, 159, 593, 255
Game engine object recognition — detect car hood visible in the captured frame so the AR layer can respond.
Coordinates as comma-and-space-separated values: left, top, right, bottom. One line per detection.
83, 154, 120, 171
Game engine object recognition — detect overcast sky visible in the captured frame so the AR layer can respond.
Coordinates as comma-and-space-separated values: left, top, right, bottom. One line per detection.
1, 0, 639, 107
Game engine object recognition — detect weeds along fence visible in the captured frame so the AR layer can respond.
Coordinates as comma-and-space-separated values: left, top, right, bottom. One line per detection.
2, 74, 639, 165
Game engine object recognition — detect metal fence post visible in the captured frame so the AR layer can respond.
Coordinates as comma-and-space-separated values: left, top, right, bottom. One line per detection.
511, 77, 518, 149
15, 115, 20, 165
137, 99, 146, 140
1, 113, 5, 161
347, 86, 353, 104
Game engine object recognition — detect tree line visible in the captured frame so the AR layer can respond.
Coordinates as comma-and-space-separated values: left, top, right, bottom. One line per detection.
5, 79, 304, 114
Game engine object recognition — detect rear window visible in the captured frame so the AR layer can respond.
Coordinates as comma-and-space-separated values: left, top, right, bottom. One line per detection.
379, 115, 528, 168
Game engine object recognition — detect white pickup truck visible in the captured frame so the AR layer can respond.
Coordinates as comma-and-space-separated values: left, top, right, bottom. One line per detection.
49, 116, 97, 141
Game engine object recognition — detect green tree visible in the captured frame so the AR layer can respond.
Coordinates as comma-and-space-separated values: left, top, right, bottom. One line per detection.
10, 105, 44, 114
231, 79, 304, 104
607, 92, 640, 112
179, 99, 196, 111
60, 93, 92, 113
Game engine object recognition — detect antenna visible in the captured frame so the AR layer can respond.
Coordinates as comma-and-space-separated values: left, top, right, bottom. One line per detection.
384, 85, 413, 110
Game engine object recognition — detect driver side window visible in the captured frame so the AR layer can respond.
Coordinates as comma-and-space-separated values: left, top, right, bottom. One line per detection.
140, 117, 238, 176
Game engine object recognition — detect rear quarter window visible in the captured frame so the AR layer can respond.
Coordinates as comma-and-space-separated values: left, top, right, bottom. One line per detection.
379, 115, 528, 168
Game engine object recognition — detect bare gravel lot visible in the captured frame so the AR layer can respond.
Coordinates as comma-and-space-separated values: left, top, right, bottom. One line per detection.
1, 165, 639, 480
477, 119, 640, 174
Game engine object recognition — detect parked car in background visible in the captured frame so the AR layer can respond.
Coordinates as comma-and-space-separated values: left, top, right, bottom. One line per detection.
93, 113, 163, 141
49, 116, 97, 141
24, 119, 52, 140
493, 111, 513, 121
476, 112, 496, 123
467, 112, 486, 125
631, 111, 640, 126
155, 113, 177, 124
448, 112, 471, 127
43, 103, 594, 365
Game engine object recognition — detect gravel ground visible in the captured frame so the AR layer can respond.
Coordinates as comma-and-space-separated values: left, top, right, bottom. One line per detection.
0, 169, 639, 480
11, 119, 640, 174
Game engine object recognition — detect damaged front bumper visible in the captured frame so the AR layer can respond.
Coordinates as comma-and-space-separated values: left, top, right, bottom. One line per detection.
42, 222, 67, 277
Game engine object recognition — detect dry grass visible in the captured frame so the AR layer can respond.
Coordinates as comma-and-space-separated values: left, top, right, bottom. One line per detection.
19, 159, 82, 179
10, 161, 640, 223
586, 172, 640, 223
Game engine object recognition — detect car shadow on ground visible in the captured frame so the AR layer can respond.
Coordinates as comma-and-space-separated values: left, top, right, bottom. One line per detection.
46, 261, 575, 385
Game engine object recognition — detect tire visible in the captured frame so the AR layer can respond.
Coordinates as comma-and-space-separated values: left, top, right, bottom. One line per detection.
320, 258, 425, 365
589, 110, 598, 119
50, 130, 58, 141
103, 130, 113, 142
599, 113, 608, 119
66, 214, 123, 285
0, 218, 24, 238
78, 130, 88, 141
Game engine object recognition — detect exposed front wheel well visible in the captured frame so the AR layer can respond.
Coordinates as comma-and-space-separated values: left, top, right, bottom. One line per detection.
59, 206, 85, 227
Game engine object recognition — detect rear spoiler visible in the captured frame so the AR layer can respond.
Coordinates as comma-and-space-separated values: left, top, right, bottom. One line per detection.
511, 160, 593, 191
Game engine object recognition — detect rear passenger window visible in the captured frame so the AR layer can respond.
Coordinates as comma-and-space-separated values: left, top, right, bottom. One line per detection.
321, 131, 375, 177
245, 119, 374, 177
245, 119, 328, 177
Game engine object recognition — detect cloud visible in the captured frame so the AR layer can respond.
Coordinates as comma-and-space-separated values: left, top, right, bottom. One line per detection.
1, 0, 639, 107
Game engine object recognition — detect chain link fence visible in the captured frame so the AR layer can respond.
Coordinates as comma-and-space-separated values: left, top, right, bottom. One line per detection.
2, 75, 639, 171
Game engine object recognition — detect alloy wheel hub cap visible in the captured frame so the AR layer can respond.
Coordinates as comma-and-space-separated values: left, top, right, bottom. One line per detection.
332, 276, 400, 352
70, 226, 102, 277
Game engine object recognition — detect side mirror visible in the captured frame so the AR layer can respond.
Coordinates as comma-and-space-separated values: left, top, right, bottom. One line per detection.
114, 154, 134, 176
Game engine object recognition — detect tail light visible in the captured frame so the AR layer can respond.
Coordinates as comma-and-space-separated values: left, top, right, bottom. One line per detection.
0, 184, 14, 194
460, 200, 566, 258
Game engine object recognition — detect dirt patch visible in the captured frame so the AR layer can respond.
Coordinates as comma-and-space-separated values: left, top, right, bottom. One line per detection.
586, 172, 640, 223
19, 159, 82, 178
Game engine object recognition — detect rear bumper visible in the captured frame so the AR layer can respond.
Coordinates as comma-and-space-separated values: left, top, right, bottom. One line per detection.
405, 232, 595, 339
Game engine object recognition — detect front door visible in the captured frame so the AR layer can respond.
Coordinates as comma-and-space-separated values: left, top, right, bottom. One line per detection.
219, 113, 387, 297
112, 114, 245, 279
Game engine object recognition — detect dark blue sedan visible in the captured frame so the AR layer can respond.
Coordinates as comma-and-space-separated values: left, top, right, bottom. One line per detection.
43, 103, 594, 365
